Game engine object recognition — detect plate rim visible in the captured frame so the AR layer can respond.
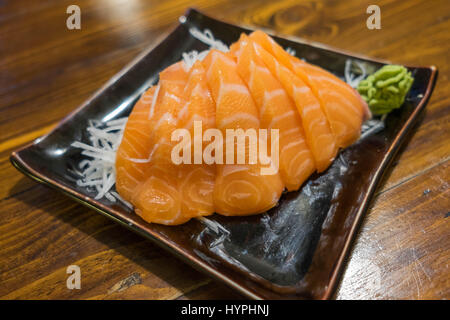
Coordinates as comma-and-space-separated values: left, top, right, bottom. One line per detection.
9, 8, 439, 300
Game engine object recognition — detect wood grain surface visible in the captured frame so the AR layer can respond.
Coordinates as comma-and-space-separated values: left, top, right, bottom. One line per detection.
1, 0, 449, 300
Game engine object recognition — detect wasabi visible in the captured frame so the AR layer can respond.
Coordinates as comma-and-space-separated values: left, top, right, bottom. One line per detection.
357, 65, 414, 115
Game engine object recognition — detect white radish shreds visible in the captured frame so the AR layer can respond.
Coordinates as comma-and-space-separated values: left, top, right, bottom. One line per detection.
345, 59, 367, 88
71, 117, 130, 205
360, 114, 386, 140
110, 191, 133, 209
182, 50, 210, 70
189, 27, 229, 52
285, 47, 296, 56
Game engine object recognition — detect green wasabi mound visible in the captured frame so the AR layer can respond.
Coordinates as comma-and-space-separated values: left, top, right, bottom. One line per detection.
357, 65, 414, 115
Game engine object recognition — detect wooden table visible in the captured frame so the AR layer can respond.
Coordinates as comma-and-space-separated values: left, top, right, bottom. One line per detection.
0, 0, 448, 300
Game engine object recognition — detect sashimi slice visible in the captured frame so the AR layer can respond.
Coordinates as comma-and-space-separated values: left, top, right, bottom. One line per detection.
231, 34, 315, 191
202, 50, 284, 215
250, 40, 338, 172
292, 61, 370, 147
176, 61, 216, 218
115, 86, 157, 201
249, 30, 371, 147
130, 62, 190, 225
115, 62, 188, 201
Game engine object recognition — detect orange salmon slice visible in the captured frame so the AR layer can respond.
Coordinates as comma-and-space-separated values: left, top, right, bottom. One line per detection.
203, 50, 284, 215
250, 40, 338, 172
117, 62, 190, 225
176, 61, 216, 218
231, 34, 316, 191
115, 85, 157, 201
249, 30, 371, 148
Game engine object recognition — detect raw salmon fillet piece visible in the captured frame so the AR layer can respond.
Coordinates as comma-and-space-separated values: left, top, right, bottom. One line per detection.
117, 62, 190, 225
250, 40, 338, 172
176, 61, 216, 218
249, 30, 371, 148
115, 85, 157, 201
231, 34, 316, 191
203, 50, 284, 215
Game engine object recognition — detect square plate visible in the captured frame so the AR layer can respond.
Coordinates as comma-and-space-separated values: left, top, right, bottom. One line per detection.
10, 8, 437, 299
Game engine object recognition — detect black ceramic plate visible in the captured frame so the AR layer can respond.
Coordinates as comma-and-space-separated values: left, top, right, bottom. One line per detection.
10, 8, 437, 299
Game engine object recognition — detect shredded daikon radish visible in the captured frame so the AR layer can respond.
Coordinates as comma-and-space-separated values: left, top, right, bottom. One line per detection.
182, 50, 210, 70
189, 27, 229, 52
110, 191, 133, 209
72, 117, 131, 206
197, 216, 230, 236
360, 118, 385, 140
345, 59, 367, 88
285, 47, 296, 56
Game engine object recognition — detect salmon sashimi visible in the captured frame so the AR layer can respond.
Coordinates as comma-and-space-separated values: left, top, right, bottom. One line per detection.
114, 30, 370, 225
115, 62, 186, 201
250, 40, 338, 172
115, 86, 157, 201
117, 62, 190, 225
291, 61, 371, 147
202, 50, 284, 215
176, 61, 216, 218
231, 34, 316, 191
249, 30, 371, 147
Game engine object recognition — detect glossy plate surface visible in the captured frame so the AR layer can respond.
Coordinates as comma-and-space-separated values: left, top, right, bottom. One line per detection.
10, 8, 437, 299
